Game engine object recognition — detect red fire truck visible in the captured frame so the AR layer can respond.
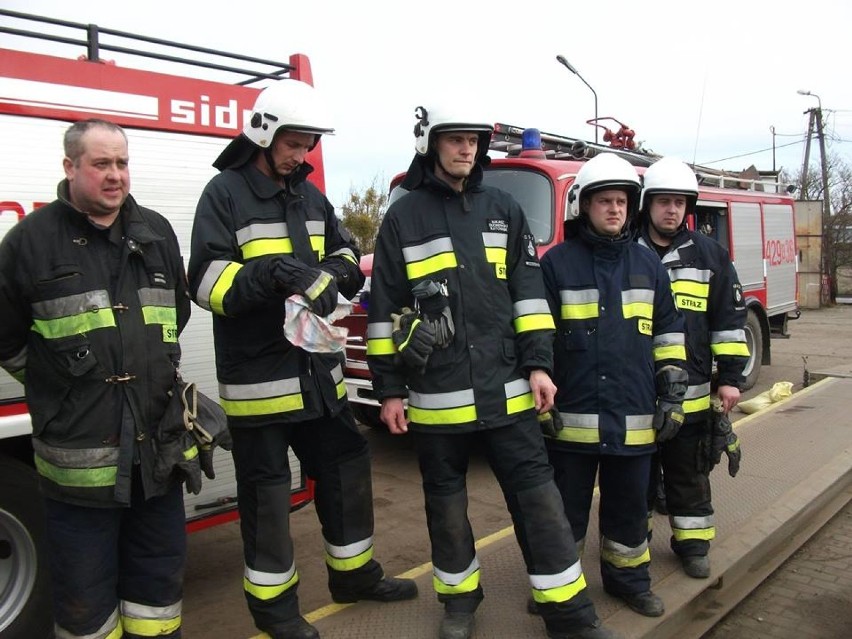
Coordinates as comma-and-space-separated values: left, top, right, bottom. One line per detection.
339, 122, 801, 429
0, 10, 315, 636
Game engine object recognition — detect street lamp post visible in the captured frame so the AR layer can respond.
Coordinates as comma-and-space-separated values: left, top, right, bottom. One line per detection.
556, 55, 599, 144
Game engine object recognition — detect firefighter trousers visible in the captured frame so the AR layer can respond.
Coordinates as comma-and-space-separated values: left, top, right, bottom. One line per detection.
230, 405, 383, 635
44, 470, 185, 639
549, 450, 653, 596
652, 422, 715, 557
411, 414, 598, 635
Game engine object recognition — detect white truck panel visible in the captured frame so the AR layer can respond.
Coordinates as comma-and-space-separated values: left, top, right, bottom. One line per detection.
763, 203, 799, 315
730, 202, 764, 293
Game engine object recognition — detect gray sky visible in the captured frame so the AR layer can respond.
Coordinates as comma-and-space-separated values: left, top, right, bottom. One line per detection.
3, 0, 851, 207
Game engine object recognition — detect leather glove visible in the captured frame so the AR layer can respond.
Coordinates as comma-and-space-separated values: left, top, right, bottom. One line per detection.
391, 307, 435, 372
412, 279, 454, 348
709, 405, 742, 477
295, 268, 338, 317
153, 431, 203, 495
537, 409, 564, 438
653, 400, 685, 443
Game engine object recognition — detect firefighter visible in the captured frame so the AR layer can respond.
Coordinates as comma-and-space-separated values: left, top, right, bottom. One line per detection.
188, 81, 416, 639
540, 153, 688, 618
367, 106, 618, 639
637, 157, 748, 579
0, 119, 191, 638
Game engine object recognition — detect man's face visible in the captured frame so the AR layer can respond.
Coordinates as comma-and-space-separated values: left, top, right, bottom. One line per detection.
63, 127, 129, 219
262, 130, 316, 177
434, 131, 479, 187
648, 193, 687, 235
584, 188, 629, 236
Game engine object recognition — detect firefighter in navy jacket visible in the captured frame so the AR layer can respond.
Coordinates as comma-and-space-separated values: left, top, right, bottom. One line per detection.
368, 107, 616, 639
540, 153, 687, 619
0, 120, 190, 638
637, 157, 748, 580
188, 82, 415, 639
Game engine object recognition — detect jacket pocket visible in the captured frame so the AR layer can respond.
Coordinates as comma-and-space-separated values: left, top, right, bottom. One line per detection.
557, 327, 590, 351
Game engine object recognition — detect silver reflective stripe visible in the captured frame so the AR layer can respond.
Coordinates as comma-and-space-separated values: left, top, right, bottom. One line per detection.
56, 606, 120, 639
236, 222, 287, 245
0, 345, 27, 373
330, 364, 344, 384
504, 378, 531, 399
672, 267, 712, 283
712, 329, 746, 343
660, 239, 696, 267
32, 290, 111, 319
325, 536, 373, 559
481, 232, 508, 248
685, 383, 712, 400
402, 237, 454, 263
528, 559, 583, 590
513, 298, 550, 317
408, 388, 475, 410
601, 536, 648, 558
32, 439, 120, 467
671, 514, 714, 529
557, 413, 599, 428
654, 332, 685, 347
245, 563, 297, 586
367, 321, 394, 339
196, 260, 232, 310
219, 378, 301, 400
433, 557, 480, 586
121, 599, 182, 621
559, 289, 599, 304
137, 287, 176, 307
621, 288, 654, 305
328, 246, 357, 262
305, 220, 325, 236
625, 414, 654, 429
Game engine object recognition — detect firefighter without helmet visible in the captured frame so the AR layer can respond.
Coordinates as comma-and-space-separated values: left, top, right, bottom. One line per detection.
413, 105, 493, 158
640, 157, 699, 215
567, 152, 641, 220
244, 80, 335, 150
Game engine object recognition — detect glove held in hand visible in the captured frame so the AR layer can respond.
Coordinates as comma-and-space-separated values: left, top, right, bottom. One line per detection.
391, 307, 435, 372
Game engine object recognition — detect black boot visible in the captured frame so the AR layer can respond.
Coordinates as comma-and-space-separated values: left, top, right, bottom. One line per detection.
681, 555, 710, 578
548, 619, 624, 639
269, 616, 320, 639
331, 576, 418, 603
613, 590, 664, 617
439, 611, 475, 639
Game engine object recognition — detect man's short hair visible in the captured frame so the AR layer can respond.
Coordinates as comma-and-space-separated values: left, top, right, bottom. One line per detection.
64, 119, 127, 163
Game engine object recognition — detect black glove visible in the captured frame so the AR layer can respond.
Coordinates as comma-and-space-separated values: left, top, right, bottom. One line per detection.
653, 365, 688, 443
318, 255, 364, 299
391, 307, 435, 372
412, 279, 454, 348
709, 407, 742, 477
537, 409, 564, 438
153, 431, 203, 495
653, 401, 685, 443
272, 257, 339, 317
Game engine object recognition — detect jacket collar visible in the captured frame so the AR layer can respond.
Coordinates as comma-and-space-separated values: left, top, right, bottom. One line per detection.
235, 162, 314, 200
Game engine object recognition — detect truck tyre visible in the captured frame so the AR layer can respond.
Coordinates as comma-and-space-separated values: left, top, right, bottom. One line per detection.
741, 308, 763, 391
0, 455, 52, 639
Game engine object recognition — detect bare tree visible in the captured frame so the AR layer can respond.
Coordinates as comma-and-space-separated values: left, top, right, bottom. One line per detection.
340, 177, 387, 255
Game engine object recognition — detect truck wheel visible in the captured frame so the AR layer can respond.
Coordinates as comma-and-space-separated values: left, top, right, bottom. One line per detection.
741, 308, 763, 391
0, 455, 52, 638
351, 404, 386, 429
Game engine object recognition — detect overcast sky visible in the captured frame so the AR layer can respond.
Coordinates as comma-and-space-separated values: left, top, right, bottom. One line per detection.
3, 0, 851, 207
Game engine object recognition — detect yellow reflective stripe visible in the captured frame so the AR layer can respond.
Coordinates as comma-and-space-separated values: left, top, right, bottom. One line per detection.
325, 546, 373, 572
712, 343, 750, 357
183, 445, 199, 461
485, 246, 507, 264
433, 568, 481, 595
684, 395, 711, 414
243, 572, 299, 600
625, 429, 655, 445
561, 303, 598, 320
506, 392, 534, 415
336, 378, 346, 400
408, 404, 477, 425
556, 427, 600, 444
121, 614, 181, 637
514, 313, 555, 333
220, 394, 304, 417
141, 306, 177, 326
34, 455, 117, 488
406, 253, 458, 280
672, 526, 716, 542
601, 546, 650, 569
209, 262, 242, 316
32, 308, 116, 339
310, 235, 325, 259
367, 338, 396, 356
671, 280, 709, 298
622, 301, 653, 319
654, 344, 687, 362
532, 572, 587, 604
241, 238, 293, 259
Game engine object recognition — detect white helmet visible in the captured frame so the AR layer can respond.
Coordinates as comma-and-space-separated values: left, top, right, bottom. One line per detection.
413, 105, 493, 157
640, 157, 699, 213
567, 153, 641, 220
244, 80, 335, 149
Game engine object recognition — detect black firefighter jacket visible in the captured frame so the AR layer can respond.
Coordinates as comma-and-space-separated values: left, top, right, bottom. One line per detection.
188, 162, 363, 426
637, 227, 749, 425
366, 157, 555, 433
541, 222, 686, 456
0, 182, 191, 507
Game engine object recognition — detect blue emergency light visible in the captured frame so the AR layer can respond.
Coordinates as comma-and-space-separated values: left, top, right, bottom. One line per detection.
519, 128, 546, 158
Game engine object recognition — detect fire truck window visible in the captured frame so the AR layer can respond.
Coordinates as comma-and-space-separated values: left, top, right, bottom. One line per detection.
483, 169, 553, 244
695, 205, 729, 252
